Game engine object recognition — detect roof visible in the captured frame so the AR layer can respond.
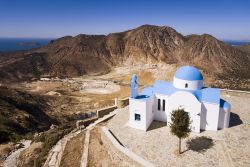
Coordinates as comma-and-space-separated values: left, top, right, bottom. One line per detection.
135, 80, 220, 105
201, 88, 220, 104
220, 99, 231, 110
174, 66, 203, 81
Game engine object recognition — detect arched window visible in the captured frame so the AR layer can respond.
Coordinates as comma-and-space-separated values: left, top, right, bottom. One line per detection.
185, 83, 188, 88
163, 100, 165, 111
158, 99, 161, 110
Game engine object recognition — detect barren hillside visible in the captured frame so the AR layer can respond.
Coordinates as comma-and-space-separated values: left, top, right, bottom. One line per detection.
236, 43, 250, 54
0, 25, 250, 82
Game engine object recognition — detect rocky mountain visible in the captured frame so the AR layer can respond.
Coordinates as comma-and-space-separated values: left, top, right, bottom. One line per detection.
0, 25, 250, 82
236, 43, 250, 54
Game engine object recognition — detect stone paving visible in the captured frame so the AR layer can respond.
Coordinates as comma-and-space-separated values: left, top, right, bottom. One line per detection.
107, 93, 250, 167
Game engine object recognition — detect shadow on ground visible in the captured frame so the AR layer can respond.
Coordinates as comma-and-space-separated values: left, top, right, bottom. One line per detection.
186, 136, 214, 153
147, 121, 167, 131
229, 112, 243, 127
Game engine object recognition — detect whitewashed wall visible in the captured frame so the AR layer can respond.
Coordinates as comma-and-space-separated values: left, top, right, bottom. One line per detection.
167, 91, 201, 133
145, 96, 154, 130
218, 108, 225, 129
153, 94, 168, 122
129, 98, 147, 131
203, 102, 219, 131
173, 77, 203, 90
225, 109, 230, 128
218, 107, 231, 129
200, 103, 207, 130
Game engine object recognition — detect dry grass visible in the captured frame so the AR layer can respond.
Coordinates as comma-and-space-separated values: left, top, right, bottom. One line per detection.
0, 143, 14, 165
88, 127, 116, 167
17, 142, 43, 167
60, 132, 85, 167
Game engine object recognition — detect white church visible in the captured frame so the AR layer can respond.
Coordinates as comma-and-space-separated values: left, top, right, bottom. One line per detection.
128, 66, 231, 133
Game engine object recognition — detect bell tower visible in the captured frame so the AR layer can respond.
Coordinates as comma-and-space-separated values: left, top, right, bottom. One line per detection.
130, 74, 139, 98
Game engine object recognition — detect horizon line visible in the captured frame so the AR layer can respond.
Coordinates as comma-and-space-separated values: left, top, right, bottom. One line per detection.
0, 36, 250, 42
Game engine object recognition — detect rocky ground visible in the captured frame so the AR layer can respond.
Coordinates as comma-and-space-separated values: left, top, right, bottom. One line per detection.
1, 65, 249, 167
0, 65, 154, 166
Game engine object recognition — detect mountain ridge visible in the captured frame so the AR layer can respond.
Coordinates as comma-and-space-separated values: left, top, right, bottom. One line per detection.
0, 25, 250, 82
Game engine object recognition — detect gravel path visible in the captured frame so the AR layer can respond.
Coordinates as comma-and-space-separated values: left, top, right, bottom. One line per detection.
3, 140, 31, 167
107, 93, 250, 167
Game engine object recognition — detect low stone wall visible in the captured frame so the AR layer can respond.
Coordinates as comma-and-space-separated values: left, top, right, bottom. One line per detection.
221, 89, 250, 97
43, 130, 82, 167
76, 105, 117, 129
76, 117, 98, 129
76, 97, 130, 129
45, 98, 127, 167
101, 127, 141, 167
101, 127, 154, 167
116, 98, 129, 108
80, 130, 90, 167
97, 105, 117, 118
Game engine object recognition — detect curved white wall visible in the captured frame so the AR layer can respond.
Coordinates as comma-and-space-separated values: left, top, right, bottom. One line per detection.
167, 91, 201, 132
218, 107, 231, 129
173, 77, 203, 90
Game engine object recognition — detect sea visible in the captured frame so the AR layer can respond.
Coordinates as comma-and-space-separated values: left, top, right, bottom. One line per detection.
223, 40, 250, 46
0, 38, 53, 52
0, 38, 249, 52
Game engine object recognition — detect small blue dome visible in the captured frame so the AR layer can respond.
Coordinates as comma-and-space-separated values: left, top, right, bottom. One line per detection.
174, 66, 203, 81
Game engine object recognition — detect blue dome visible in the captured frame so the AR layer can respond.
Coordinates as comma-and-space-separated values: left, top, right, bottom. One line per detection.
174, 66, 203, 81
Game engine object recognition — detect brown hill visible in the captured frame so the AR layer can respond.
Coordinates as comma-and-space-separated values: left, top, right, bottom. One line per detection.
0, 25, 250, 82
0, 86, 55, 143
0, 85, 76, 144
236, 43, 250, 54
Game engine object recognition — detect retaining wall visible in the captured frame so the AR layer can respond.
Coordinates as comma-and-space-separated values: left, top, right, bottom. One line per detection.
76, 117, 98, 128
116, 98, 129, 108
43, 130, 82, 167
76, 105, 118, 129
97, 105, 117, 118
101, 128, 142, 167
101, 127, 154, 167
221, 89, 250, 97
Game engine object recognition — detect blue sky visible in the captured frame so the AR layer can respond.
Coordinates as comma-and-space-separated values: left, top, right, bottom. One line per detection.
0, 0, 249, 40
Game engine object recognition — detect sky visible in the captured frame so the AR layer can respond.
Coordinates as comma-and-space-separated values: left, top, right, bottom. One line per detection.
0, 0, 249, 40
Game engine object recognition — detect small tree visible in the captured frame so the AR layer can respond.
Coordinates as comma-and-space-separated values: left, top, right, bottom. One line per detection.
170, 108, 191, 154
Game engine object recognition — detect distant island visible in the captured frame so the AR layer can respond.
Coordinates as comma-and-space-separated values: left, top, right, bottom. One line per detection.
0, 38, 53, 52
18, 41, 41, 47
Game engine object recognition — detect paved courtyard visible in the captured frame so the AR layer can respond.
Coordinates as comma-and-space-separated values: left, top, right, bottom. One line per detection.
107, 92, 250, 167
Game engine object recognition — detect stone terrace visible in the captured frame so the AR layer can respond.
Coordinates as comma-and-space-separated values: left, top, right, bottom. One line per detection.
107, 93, 250, 167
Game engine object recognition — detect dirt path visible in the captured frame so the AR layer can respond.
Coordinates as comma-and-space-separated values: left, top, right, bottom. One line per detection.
3, 140, 31, 167
60, 132, 85, 167
88, 127, 116, 167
